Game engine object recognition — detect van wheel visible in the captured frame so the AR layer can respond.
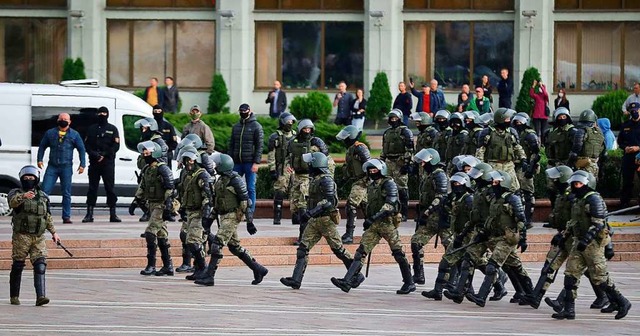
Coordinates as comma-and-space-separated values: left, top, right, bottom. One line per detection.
0, 188, 13, 216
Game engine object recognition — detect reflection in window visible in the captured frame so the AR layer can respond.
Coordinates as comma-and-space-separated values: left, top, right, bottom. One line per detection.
282, 22, 322, 89
0, 18, 67, 83
324, 22, 364, 89
625, 23, 640, 89
581, 23, 622, 91
434, 22, 470, 89
473, 22, 513, 89
555, 24, 578, 90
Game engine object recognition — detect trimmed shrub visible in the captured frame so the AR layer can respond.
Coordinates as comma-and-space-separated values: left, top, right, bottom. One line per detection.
366, 72, 393, 129
289, 91, 333, 122
73, 58, 87, 79
515, 67, 541, 114
592, 90, 628, 130
208, 73, 230, 114
61, 57, 86, 81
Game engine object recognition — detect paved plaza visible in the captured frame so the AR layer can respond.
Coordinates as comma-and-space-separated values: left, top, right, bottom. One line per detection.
0, 261, 638, 335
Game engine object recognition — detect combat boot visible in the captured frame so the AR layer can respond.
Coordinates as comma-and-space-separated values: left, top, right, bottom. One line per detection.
490, 268, 509, 302
176, 231, 194, 273
444, 259, 474, 304
422, 259, 450, 300
109, 206, 121, 223
280, 251, 307, 289
517, 272, 534, 306
194, 257, 220, 286
293, 211, 307, 246
291, 209, 301, 225
82, 205, 94, 223
33, 258, 49, 306
10, 260, 25, 305
411, 243, 425, 285
545, 289, 565, 313
155, 238, 174, 276
273, 197, 283, 225
445, 263, 459, 291
331, 250, 365, 293
503, 265, 525, 303
601, 283, 632, 320
525, 270, 552, 309
466, 262, 498, 307
140, 232, 157, 275
342, 203, 357, 244
588, 273, 609, 309
522, 191, 535, 230
394, 249, 416, 295
552, 276, 577, 319
139, 211, 150, 222
185, 244, 206, 281
239, 252, 269, 285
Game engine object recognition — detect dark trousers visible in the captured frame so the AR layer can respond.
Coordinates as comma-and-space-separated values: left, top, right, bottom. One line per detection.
499, 98, 511, 108
87, 160, 117, 207
335, 117, 351, 126
533, 118, 548, 142
621, 154, 640, 205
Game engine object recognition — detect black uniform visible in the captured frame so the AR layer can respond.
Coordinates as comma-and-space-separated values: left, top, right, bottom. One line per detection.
84, 120, 120, 207
156, 119, 178, 169
617, 118, 640, 205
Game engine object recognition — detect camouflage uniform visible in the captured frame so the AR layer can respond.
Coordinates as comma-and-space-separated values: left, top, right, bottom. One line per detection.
380, 119, 414, 220
268, 126, 296, 225
514, 119, 542, 227
569, 126, 606, 177
342, 141, 371, 243
434, 127, 452, 164
8, 187, 56, 306
462, 124, 484, 156
476, 126, 526, 191
194, 166, 268, 286
445, 115, 469, 172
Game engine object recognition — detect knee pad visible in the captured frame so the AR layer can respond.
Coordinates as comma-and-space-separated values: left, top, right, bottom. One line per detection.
354, 245, 367, 261
330, 247, 347, 258
296, 245, 309, 259
391, 249, 406, 262
188, 243, 203, 254
346, 202, 358, 213
144, 232, 157, 245
438, 259, 451, 273
410, 242, 423, 255
485, 261, 499, 276
274, 190, 286, 201
209, 240, 224, 258
157, 237, 170, 249
227, 244, 243, 257
564, 275, 578, 291
33, 258, 47, 275
179, 230, 187, 244
12, 260, 26, 272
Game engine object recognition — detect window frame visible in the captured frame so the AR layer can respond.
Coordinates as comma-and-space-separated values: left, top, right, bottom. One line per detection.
403, 20, 514, 92
553, 21, 632, 93
105, 0, 215, 9
106, 19, 215, 91
554, 0, 640, 11
403, 0, 514, 11
0, 0, 67, 8
254, 21, 364, 91
254, 0, 364, 11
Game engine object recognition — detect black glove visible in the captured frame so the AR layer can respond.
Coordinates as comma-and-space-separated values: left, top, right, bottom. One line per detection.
164, 197, 174, 213
201, 216, 214, 229
550, 232, 564, 247
452, 235, 464, 249
363, 218, 374, 231
576, 239, 589, 252
472, 230, 488, 244
270, 170, 279, 181
566, 153, 577, 168
524, 164, 536, 179
128, 199, 138, 216
521, 161, 530, 174
400, 164, 411, 175
300, 211, 312, 223
604, 242, 615, 260
246, 222, 257, 235
162, 209, 173, 221
518, 236, 528, 253
179, 208, 187, 222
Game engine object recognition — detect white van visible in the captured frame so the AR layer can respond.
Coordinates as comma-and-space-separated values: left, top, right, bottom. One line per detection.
0, 80, 160, 215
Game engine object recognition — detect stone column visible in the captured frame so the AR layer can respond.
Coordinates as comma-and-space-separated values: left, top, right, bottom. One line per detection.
67, 0, 106, 81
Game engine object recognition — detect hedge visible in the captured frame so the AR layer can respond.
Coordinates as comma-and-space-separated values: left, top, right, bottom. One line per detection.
164, 113, 369, 154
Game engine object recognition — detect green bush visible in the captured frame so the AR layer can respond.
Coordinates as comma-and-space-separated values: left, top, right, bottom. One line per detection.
592, 90, 628, 130
61, 57, 86, 81
366, 72, 393, 129
515, 67, 541, 114
289, 91, 333, 122
164, 113, 366, 154
208, 73, 230, 114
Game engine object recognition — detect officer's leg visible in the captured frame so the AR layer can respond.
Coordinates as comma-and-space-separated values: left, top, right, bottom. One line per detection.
273, 189, 286, 225
422, 255, 451, 300
585, 270, 609, 309
33, 257, 49, 306
141, 231, 157, 275
551, 275, 578, 320
343, 201, 358, 244
331, 227, 379, 293
9, 259, 25, 305
103, 162, 120, 222
155, 237, 174, 276
83, 164, 100, 223
194, 236, 224, 286
584, 243, 632, 319
228, 230, 268, 285
176, 226, 193, 273
467, 236, 512, 307
281, 243, 309, 289
410, 223, 434, 285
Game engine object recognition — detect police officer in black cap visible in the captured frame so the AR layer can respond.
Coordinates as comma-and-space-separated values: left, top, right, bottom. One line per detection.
152, 105, 178, 169
618, 102, 640, 207
82, 106, 121, 223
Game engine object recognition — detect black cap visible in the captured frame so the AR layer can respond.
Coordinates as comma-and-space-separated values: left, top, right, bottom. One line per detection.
421, 83, 428, 88
153, 104, 162, 111
239, 103, 250, 112
98, 106, 109, 115
629, 102, 640, 112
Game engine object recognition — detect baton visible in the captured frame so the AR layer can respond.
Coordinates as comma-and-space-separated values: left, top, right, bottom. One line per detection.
56, 241, 74, 257
445, 239, 482, 256
606, 205, 640, 217
365, 251, 372, 277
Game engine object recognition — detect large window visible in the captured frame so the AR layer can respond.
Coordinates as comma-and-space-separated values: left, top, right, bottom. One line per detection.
405, 21, 513, 90
404, 0, 514, 10
107, 20, 215, 89
555, 0, 640, 10
255, 21, 364, 90
107, 0, 214, 7
255, 0, 363, 10
0, 18, 67, 83
0, 0, 66, 7
554, 22, 640, 91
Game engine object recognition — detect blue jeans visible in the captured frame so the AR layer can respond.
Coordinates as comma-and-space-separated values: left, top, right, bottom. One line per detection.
233, 163, 257, 213
41, 164, 73, 219
402, 115, 409, 126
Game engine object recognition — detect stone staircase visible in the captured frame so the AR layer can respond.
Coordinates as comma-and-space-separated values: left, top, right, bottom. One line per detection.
1, 232, 638, 270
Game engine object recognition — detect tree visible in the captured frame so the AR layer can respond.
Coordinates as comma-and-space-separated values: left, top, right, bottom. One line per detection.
515, 67, 541, 114
208, 73, 230, 114
366, 72, 393, 129
289, 91, 333, 122
592, 90, 628, 130
61, 58, 87, 81
73, 58, 86, 79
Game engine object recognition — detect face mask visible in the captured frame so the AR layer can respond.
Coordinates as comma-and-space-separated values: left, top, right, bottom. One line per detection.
97, 115, 108, 125
514, 123, 526, 133
240, 112, 251, 120
388, 119, 401, 128
141, 130, 152, 141
21, 179, 37, 191
451, 121, 462, 131
367, 171, 382, 181
423, 162, 434, 174
300, 132, 312, 141
492, 185, 503, 195
282, 124, 293, 132
554, 181, 567, 192
632, 111, 640, 120
190, 112, 201, 121
144, 155, 155, 164
475, 178, 489, 188
153, 112, 164, 122
57, 120, 69, 128
571, 184, 588, 196
558, 93, 564, 98
452, 185, 467, 195
495, 122, 507, 130
343, 138, 356, 147
556, 118, 569, 127
436, 120, 448, 130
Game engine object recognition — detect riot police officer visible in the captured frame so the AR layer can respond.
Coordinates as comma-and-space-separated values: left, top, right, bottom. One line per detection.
194, 154, 269, 286
380, 109, 414, 221
462, 110, 484, 155
512, 112, 541, 228
433, 110, 452, 163
152, 105, 178, 169
410, 112, 438, 153
445, 113, 469, 171
552, 171, 632, 320
412, 148, 450, 285
336, 125, 371, 244
568, 109, 606, 177
281, 152, 364, 289
136, 141, 175, 276
330, 159, 415, 295
83, 106, 121, 223
546, 107, 577, 167
9, 165, 61, 306
268, 112, 297, 225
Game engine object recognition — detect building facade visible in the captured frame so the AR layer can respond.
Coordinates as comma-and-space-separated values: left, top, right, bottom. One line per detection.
1, 0, 638, 115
